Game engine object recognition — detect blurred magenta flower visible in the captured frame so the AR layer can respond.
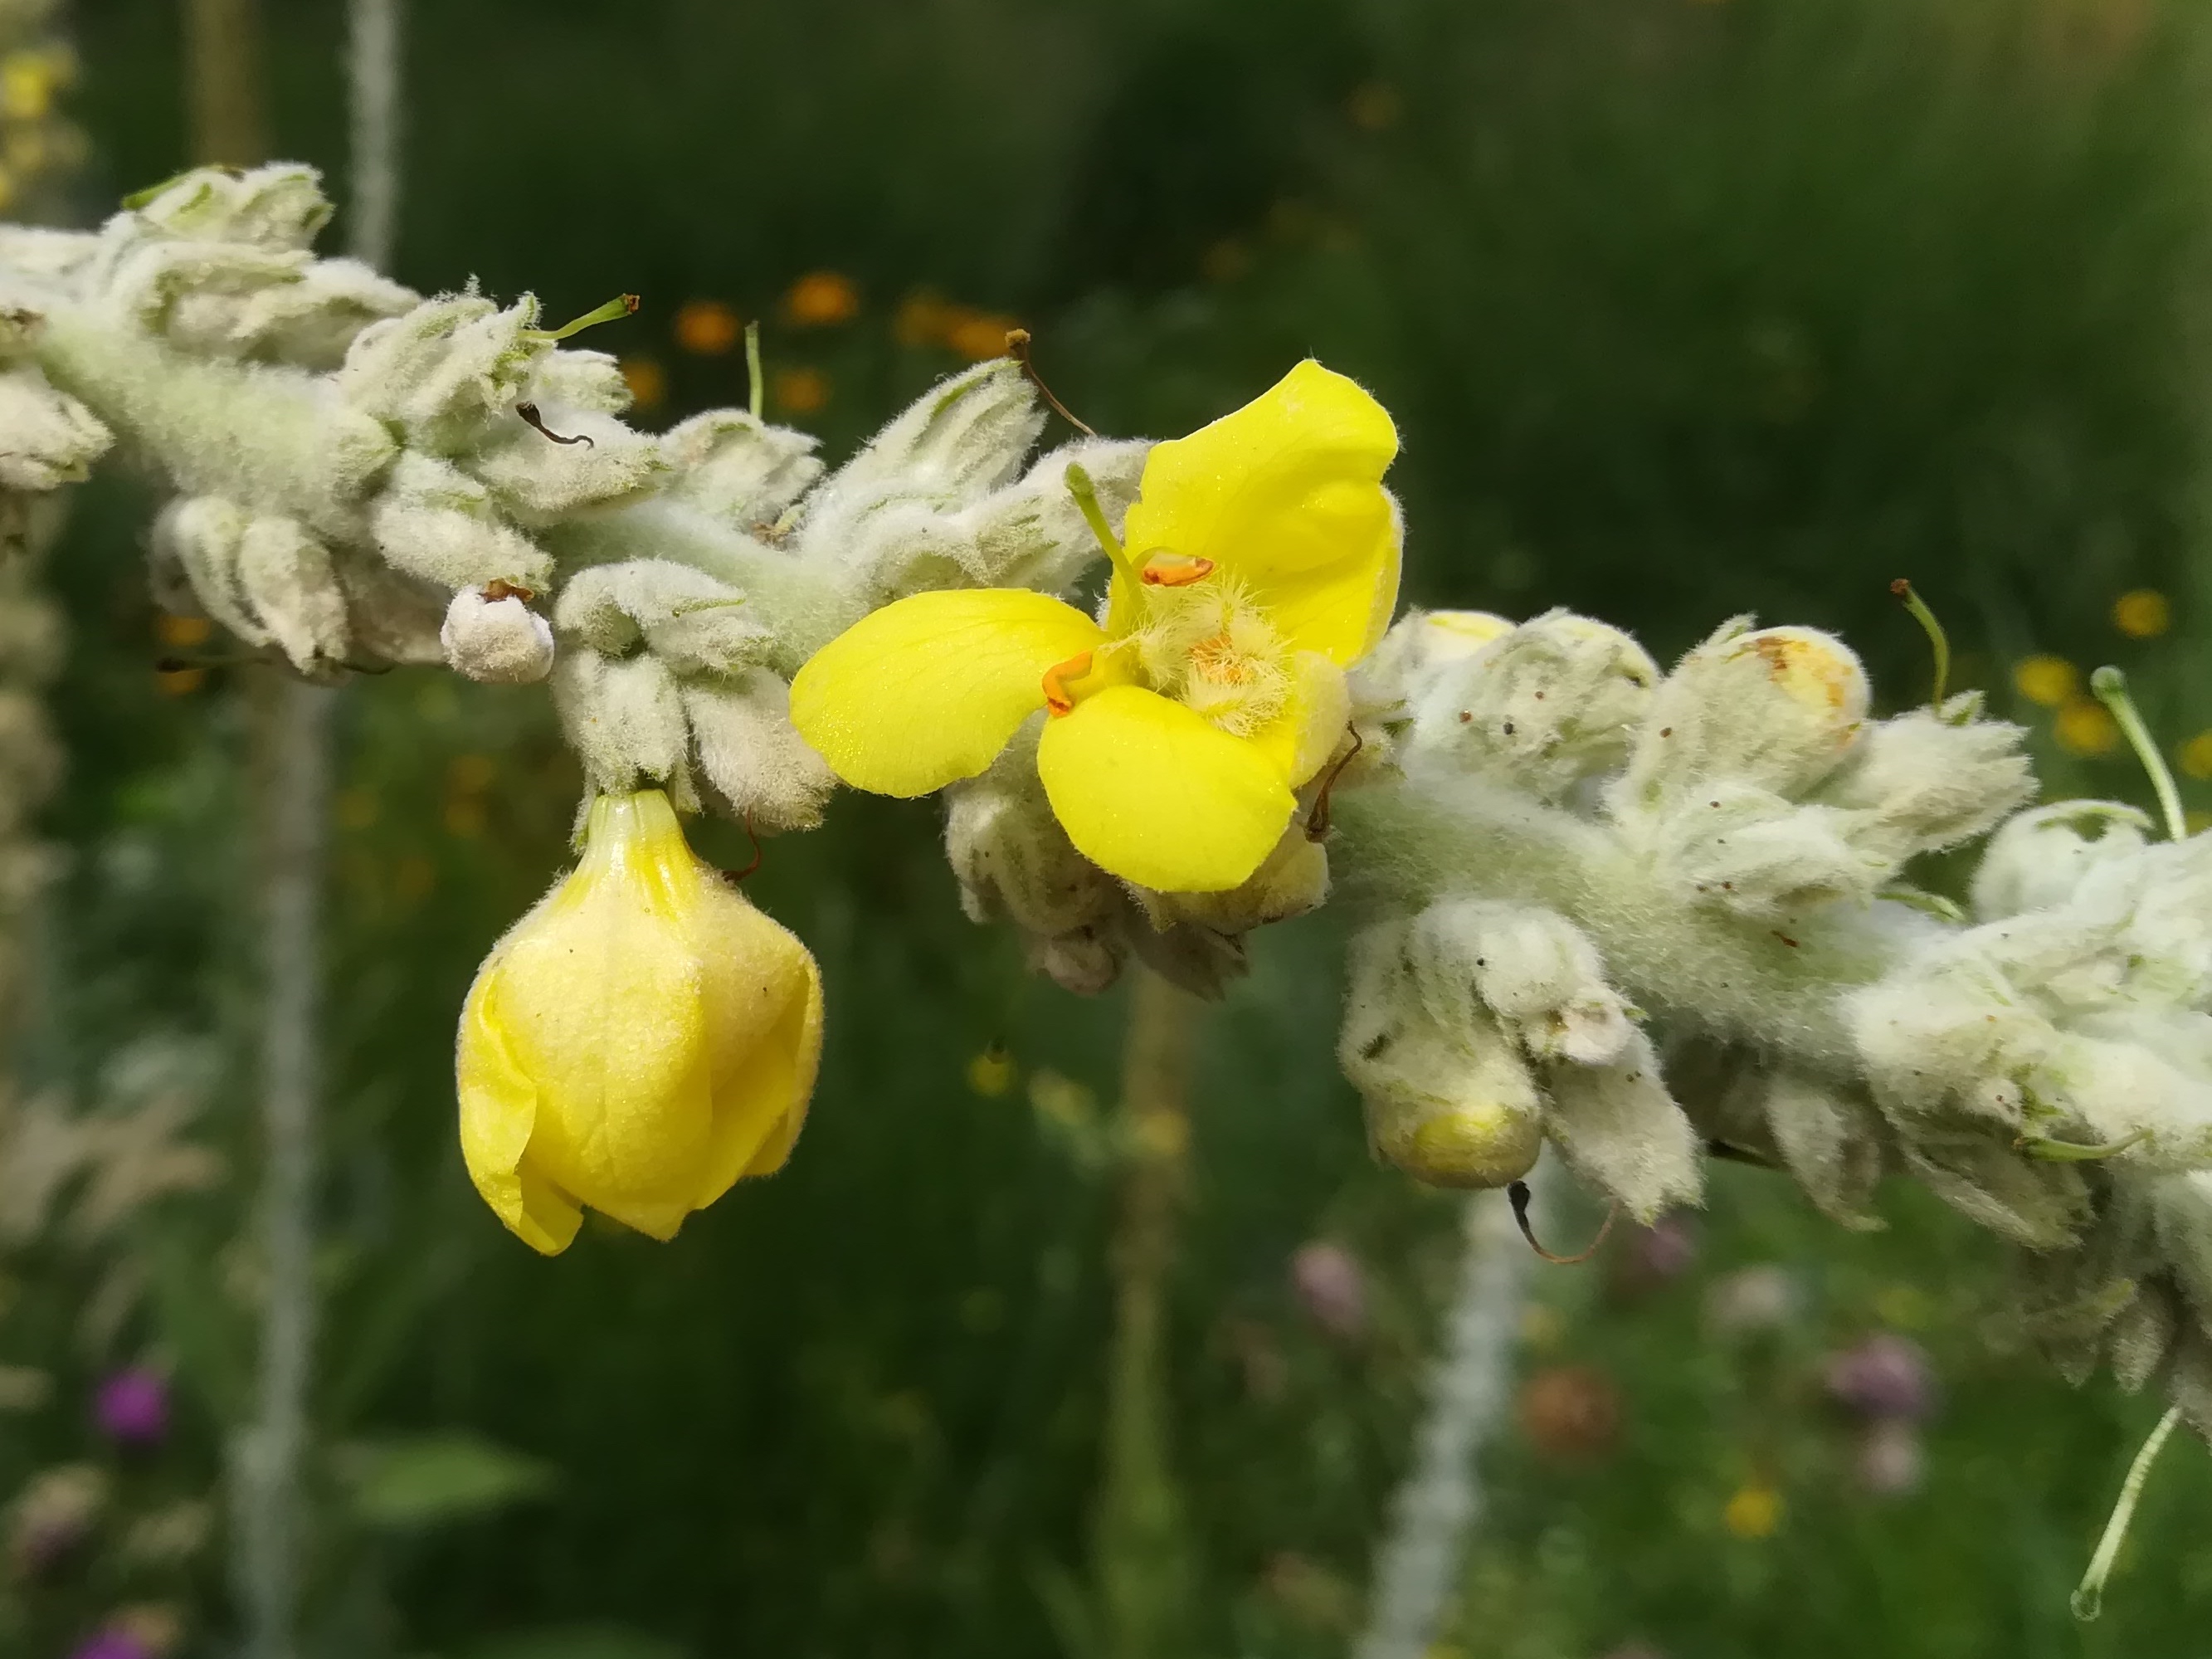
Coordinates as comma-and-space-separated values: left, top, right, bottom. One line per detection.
94, 1368, 169, 1447
1825, 1333, 1936, 1422
68, 1628, 153, 1659
1855, 1418, 1926, 1496
1289, 1242, 1367, 1341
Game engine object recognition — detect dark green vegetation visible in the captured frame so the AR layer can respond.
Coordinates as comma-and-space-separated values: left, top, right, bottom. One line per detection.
16, 0, 2212, 1652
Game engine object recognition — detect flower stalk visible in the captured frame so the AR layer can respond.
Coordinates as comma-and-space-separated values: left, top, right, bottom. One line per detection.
1092, 968, 1200, 1659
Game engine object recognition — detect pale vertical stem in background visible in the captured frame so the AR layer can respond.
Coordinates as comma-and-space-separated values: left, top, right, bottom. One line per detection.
1094, 968, 1200, 1659
347, 0, 401, 270
1353, 1168, 1548, 1659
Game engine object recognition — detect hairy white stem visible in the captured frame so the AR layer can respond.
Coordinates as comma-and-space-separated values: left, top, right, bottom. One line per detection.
240, 677, 328, 1659
346, 0, 401, 271
1333, 773, 1936, 1073
1354, 1169, 1547, 1659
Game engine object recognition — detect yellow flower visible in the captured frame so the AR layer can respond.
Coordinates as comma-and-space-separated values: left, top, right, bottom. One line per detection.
790, 361, 1400, 892
2054, 697, 2118, 758
456, 789, 823, 1255
2013, 655, 2078, 709
2112, 588, 2171, 639
1723, 1481, 1783, 1539
2180, 729, 2212, 782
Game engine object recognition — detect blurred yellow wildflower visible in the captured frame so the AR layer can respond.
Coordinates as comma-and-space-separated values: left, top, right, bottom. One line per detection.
2180, 730, 2212, 782
2013, 655, 2078, 708
2054, 698, 2119, 757
619, 355, 667, 410
673, 299, 741, 356
966, 1047, 1016, 1097
1723, 1481, 1783, 1539
791, 360, 1401, 891
2112, 588, 2171, 639
782, 271, 860, 328
456, 789, 824, 1255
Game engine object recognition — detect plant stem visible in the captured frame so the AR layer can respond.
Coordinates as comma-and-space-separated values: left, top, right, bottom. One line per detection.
347, 0, 402, 271
1094, 967, 1199, 1659
241, 675, 328, 1659
1355, 1172, 1547, 1659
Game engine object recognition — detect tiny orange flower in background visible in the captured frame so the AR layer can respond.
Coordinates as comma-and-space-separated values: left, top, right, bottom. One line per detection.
773, 367, 831, 415
782, 271, 860, 328
2054, 698, 2119, 757
2112, 588, 2171, 639
673, 299, 742, 356
944, 308, 1021, 362
620, 356, 667, 410
2012, 655, 2078, 708
2180, 730, 2212, 782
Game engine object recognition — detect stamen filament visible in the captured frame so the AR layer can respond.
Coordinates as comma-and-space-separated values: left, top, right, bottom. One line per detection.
1889, 578, 1951, 710
532, 293, 640, 342
1064, 462, 1141, 589
2091, 666, 2185, 842
2073, 1406, 2184, 1621
1042, 650, 1095, 717
746, 320, 765, 422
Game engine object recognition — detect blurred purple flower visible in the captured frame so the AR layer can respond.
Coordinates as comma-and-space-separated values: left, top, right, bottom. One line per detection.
68, 1629, 153, 1659
1290, 1242, 1367, 1341
1825, 1334, 1936, 1422
1855, 1418, 1925, 1496
94, 1369, 168, 1447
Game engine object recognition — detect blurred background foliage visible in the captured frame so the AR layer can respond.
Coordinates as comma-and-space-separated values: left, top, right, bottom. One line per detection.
7, 0, 2212, 1653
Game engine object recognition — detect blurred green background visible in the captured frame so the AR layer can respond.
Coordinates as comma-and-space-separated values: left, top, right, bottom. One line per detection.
12, 0, 2212, 1654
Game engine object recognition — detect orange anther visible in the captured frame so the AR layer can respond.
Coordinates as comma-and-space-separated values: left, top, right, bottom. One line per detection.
1139, 553, 1216, 588
1042, 650, 1095, 716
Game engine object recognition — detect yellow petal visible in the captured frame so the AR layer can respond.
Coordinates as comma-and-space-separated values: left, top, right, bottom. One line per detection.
1036, 685, 1296, 892
1114, 360, 1401, 664
689, 882, 826, 1202
1245, 651, 1352, 787
480, 793, 719, 1232
791, 589, 1105, 797
456, 965, 582, 1256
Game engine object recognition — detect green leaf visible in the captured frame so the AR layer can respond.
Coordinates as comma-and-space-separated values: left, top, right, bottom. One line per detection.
337, 1430, 556, 1530
460, 1627, 686, 1659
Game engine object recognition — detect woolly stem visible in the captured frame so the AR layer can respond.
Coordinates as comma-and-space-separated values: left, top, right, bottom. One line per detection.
1330, 773, 1937, 1074
1092, 967, 1200, 1659
346, 0, 402, 271
1354, 1172, 1547, 1659
239, 675, 328, 1659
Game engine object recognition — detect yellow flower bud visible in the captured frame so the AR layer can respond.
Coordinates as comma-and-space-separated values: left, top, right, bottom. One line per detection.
456, 788, 824, 1254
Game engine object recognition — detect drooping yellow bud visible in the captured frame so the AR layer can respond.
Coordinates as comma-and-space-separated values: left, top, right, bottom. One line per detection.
456, 789, 823, 1255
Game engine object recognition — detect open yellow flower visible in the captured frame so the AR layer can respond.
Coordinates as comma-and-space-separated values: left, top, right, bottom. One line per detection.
790, 359, 1401, 891
456, 788, 824, 1255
